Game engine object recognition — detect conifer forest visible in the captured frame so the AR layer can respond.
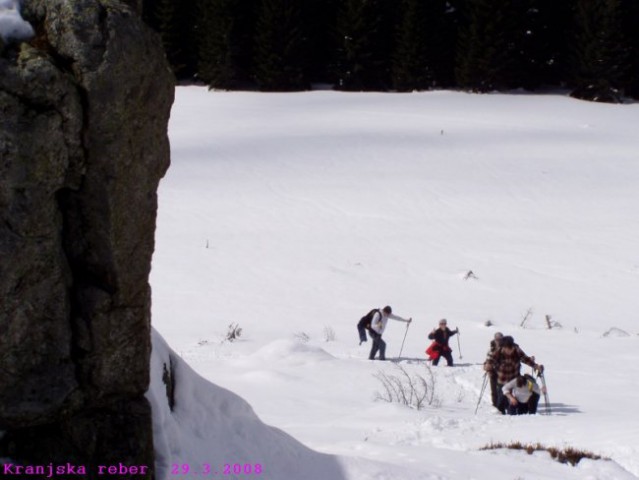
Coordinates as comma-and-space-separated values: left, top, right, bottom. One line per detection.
143, 0, 639, 102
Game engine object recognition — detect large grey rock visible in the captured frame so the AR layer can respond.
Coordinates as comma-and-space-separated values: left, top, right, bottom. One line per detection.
0, 0, 174, 475
0, 45, 84, 426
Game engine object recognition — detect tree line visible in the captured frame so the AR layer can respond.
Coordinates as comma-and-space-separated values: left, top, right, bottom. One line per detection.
143, 0, 639, 102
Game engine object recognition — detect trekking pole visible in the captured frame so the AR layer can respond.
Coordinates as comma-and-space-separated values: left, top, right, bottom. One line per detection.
530, 356, 536, 375
398, 321, 410, 359
538, 369, 551, 415
475, 372, 488, 414
456, 328, 462, 359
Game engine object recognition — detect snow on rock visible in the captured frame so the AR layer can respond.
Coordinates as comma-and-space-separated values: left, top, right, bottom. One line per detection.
147, 329, 347, 480
0, 0, 33, 43
148, 330, 451, 480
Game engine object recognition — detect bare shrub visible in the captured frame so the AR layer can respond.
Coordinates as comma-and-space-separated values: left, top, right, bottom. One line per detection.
545, 314, 562, 329
226, 323, 242, 342
480, 442, 608, 466
520, 307, 533, 327
464, 270, 478, 280
294, 331, 310, 343
374, 364, 439, 410
323, 326, 336, 342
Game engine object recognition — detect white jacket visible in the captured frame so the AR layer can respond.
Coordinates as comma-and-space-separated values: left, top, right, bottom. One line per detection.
502, 376, 541, 403
370, 311, 410, 335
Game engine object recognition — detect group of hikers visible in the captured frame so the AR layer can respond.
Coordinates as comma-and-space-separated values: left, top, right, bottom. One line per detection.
484, 331, 546, 415
357, 306, 547, 415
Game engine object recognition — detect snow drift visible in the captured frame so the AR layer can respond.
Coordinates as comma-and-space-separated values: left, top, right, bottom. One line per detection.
147, 329, 348, 480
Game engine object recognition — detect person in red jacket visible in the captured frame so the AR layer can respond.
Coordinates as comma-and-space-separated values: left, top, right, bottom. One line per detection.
426, 319, 458, 366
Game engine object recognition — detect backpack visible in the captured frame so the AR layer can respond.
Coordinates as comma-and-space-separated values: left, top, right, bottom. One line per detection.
357, 309, 380, 330
523, 373, 538, 392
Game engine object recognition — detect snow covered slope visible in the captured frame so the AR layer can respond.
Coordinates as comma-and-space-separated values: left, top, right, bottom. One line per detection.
147, 330, 348, 480
150, 87, 639, 479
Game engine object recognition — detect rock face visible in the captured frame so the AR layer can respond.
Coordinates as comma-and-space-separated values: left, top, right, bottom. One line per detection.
0, 0, 173, 475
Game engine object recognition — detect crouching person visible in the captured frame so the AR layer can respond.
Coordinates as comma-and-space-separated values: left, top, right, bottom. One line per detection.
502, 375, 541, 415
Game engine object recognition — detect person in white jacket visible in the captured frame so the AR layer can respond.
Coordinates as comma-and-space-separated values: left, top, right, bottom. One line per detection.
368, 306, 411, 360
502, 374, 542, 415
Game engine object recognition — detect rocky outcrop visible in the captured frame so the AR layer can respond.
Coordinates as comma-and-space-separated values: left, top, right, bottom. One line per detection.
0, 0, 173, 476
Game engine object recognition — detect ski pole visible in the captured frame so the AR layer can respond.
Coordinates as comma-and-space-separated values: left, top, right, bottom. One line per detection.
538, 369, 551, 415
398, 321, 410, 358
531, 356, 536, 375
475, 372, 488, 414
456, 328, 462, 359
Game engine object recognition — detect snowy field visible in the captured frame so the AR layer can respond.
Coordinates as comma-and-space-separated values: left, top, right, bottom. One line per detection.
148, 87, 639, 480
0, 0, 33, 43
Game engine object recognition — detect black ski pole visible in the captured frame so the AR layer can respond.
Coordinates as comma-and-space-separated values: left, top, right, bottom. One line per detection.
475, 372, 488, 414
398, 321, 410, 359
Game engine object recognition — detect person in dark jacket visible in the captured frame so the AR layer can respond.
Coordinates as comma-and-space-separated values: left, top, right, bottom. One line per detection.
426, 319, 458, 366
484, 335, 543, 414
485, 332, 504, 408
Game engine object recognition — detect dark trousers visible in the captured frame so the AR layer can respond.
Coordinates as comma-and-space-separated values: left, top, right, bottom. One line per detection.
528, 392, 540, 414
496, 384, 507, 414
502, 392, 540, 415
357, 321, 368, 344
489, 373, 499, 407
432, 350, 453, 366
369, 331, 386, 360
507, 400, 530, 415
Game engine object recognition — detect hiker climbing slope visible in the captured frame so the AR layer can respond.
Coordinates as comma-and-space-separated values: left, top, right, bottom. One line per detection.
484, 335, 544, 414
367, 306, 411, 361
426, 318, 458, 366
485, 332, 504, 408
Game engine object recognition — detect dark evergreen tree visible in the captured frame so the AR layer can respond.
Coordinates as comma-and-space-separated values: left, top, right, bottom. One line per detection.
515, 0, 573, 89
144, 0, 199, 79
302, 0, 340, 85
620, 0, 639, 98
334, 0, 396, 91
197, 0, 257, 89
509, 0, 548, 89
393, 0, 433, 91
455, 0, 523, 91
569, 0, 628, 102
393, 0, 458, 91
253, 0, 308, 91
144, 0, 638, 97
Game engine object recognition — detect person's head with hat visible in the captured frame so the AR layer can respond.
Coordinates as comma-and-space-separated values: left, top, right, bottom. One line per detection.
500, 335, 515, 349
